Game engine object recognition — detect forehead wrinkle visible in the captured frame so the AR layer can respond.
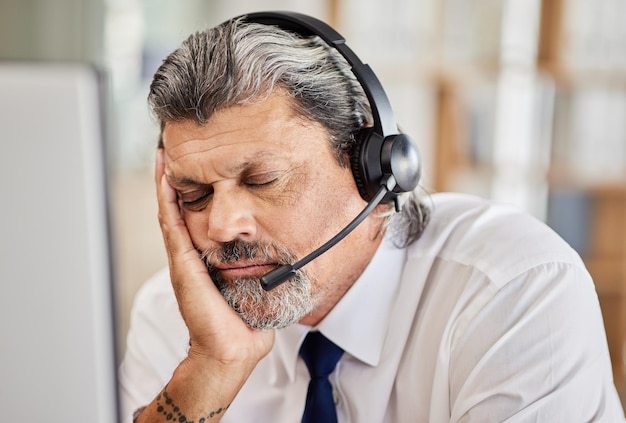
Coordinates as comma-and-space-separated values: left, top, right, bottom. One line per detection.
224, 150, 283, 174
167, 147, 288, 188
165, 138, 222, 162
165, 129, 292, 163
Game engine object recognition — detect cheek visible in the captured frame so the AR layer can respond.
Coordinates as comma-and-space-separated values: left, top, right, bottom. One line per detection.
181, 212, 208, 249
281, 168, 364, 250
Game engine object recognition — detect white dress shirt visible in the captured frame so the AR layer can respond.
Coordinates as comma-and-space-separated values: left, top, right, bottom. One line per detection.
119, 193, 625, 422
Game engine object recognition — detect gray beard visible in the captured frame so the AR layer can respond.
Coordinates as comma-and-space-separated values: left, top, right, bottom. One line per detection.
201, 240, 315, 330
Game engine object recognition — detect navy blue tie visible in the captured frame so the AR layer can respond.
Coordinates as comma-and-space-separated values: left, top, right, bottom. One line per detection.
299, 331, 344, 423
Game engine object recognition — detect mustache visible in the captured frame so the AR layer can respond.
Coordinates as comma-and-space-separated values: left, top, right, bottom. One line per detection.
199, 240, 297, 270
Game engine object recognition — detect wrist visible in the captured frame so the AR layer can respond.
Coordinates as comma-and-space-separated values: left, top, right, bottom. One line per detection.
134, 357, 248, 423
185, 329, 274, 374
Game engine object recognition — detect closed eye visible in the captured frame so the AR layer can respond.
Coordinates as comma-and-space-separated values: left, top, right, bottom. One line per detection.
179, 188, 213, 211
246, 178, 277, 188
244, 172, 280, 188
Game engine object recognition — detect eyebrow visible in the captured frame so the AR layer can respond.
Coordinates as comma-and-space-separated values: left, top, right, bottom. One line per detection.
166, 174, 202, 188
166, 151, 285, 188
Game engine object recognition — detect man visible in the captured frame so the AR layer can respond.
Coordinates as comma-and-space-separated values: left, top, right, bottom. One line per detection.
120, 12, 625, 422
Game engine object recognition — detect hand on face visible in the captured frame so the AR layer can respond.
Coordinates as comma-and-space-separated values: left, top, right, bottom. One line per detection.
154, 148, 274, 369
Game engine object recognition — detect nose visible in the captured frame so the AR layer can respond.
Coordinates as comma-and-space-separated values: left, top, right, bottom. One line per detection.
205, 188, 257, 243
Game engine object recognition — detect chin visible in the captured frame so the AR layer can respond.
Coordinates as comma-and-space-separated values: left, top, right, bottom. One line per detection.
214, 273, 315, 330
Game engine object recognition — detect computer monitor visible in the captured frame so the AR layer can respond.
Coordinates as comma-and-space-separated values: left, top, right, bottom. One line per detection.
0, 62, 119, 422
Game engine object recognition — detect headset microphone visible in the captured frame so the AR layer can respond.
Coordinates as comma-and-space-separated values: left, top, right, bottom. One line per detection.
260, 176, 397, 291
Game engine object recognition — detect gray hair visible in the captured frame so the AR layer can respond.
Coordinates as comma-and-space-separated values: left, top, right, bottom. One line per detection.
148, 17, 429, 247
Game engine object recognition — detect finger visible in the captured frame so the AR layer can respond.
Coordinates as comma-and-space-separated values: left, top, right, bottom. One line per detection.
155, 148, 164, 193
155, 149, 184, 223
154, 150, 208, 282
154, 151, 231, 317
155, 150, 187, 252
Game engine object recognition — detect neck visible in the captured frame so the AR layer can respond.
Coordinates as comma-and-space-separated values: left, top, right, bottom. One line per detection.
298, 228, 384, 327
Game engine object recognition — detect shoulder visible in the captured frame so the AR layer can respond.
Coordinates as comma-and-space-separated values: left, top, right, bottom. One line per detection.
397, 195, 622, 420
408, 192, 586, 288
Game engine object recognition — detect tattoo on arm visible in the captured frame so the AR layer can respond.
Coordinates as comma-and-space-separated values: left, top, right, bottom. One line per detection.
155, 387, 230, 422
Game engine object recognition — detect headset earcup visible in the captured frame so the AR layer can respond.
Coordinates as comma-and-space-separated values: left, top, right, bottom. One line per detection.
381, 134, 421, 193
351, 131, 421, 202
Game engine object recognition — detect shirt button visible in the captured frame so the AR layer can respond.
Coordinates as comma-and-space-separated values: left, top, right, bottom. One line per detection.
333, 389, 340, 405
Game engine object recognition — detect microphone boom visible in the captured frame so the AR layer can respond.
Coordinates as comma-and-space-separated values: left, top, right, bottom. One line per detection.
260, 175, 396, 291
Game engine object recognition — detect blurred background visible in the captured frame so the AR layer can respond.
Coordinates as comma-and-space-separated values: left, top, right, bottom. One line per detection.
2, 0, 625, 404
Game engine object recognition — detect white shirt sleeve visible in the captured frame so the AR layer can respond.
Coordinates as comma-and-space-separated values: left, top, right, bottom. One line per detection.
447, 261, 623, 422
118, 268, 188, 423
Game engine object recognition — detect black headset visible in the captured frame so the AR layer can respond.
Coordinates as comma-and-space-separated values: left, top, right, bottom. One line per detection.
236, 11, 422, 205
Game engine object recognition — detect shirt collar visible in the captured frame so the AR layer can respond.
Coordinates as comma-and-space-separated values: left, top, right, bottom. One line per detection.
272, 235, 406, 382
